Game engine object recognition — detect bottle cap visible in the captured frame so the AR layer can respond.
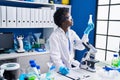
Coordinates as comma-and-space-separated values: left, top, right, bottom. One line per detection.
30, 63, 36, 67
50, 65, 56, 70
113, 54, 118, 57
36, 65, 40, 69
29, 60, 35, 64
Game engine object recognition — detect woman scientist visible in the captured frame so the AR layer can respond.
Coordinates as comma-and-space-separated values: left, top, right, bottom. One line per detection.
49, 8, 94, 75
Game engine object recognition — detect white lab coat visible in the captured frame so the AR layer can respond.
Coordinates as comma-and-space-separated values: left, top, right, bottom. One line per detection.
49, 27, 88, 71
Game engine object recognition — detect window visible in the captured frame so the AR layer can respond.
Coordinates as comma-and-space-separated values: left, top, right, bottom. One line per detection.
95, 0, 120, 61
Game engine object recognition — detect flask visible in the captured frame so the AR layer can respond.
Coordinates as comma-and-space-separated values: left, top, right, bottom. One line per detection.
87, 14, 94, 30
88, 14, 93, 24
111, 54, 119, 67
84, 14, 94, 35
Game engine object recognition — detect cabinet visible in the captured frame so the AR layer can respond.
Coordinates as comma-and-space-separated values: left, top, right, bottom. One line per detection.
0, 0, 71, 73
0, 0, 71, 28
17, 52, 50, 73
0, 51, 50, 73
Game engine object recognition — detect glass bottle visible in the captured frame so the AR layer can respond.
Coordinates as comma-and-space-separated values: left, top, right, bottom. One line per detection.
118, 45, 120, 67
46, 65, 56, 80
36, 65, 41, 79
111, 54, 119, 67
26, 60, 39, 80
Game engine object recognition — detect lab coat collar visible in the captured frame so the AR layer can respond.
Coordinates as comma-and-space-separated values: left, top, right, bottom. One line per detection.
58, 27, 66, 34
58, 27, 70, 39
58, 27, 70, 35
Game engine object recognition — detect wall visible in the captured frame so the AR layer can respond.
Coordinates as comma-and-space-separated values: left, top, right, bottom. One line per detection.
70, 0, 97, 61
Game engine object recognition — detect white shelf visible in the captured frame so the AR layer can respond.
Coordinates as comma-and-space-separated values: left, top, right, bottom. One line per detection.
0, 0, 71, 61
0, 0, 54, 8
0, 0, 70, 8
0, 51, 49, 60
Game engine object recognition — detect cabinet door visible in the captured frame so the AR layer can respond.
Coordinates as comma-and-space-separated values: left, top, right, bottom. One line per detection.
17, 53, 50, 74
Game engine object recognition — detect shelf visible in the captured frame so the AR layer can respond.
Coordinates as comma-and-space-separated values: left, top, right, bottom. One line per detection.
0, 1, 71, 61
0, 0, 54, 8
0, 51, 49, 60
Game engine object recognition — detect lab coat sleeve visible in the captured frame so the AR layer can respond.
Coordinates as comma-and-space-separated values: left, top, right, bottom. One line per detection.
49, 34, 64, 71
81, 34, 89, 43
71, 60, 80, 69
71, 30, 85, 50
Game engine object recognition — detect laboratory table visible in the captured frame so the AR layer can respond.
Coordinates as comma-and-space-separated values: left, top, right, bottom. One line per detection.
49, 62, 120, 80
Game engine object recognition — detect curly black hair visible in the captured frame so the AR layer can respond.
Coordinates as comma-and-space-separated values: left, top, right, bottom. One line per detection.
53, 8, 69, 27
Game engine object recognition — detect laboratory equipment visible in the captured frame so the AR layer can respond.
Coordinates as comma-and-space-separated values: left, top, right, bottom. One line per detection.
27, 61, 39, 80
118, 42, 120, 57
34, 33, 41, 48
103, 66, 120, 72
118, 42, 120, 61
0, 63, 20, 80
36, 65, 41, 76
16, 35, 25, 53
19, 73, 28, 80
45, 39, 50, 51
51, 0, 61, 4
24, 32, 35, 52
14, 38, 18, 51
36, 65, 41, 80
24, 39, 32, 52
84, 14, 94, 35
49, 0, 54, 4
102, 54, 120, 73
46, 62, 56, 80
27, 32, 35, 46
98, 68, 120, 80
111, 54, 119, 67
80, 42, 99, 72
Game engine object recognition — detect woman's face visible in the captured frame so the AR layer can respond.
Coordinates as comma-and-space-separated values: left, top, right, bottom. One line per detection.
63, 13, 73, 27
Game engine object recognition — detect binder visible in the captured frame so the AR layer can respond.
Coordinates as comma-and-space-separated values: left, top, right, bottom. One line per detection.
0, 6, 2, 27
42, 7, 47, 28
26, 8, 30, 27
34, 8, 39, 27
21, 8, 28, 27
38, 8, 43, 28
46, 8, 51, 27
50, 9, 55, 28
42, 7, 51, 28
7, 6, 17, 27
30, 8, 35, 27
51, 9, 57, 29
16, 7, 22, 27
1, 6, 7, 27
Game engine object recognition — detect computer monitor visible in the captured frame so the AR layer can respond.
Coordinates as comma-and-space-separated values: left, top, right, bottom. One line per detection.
0, 32, 14, 53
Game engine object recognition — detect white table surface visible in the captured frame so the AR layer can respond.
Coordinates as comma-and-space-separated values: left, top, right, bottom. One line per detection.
51, 62, 120, 80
